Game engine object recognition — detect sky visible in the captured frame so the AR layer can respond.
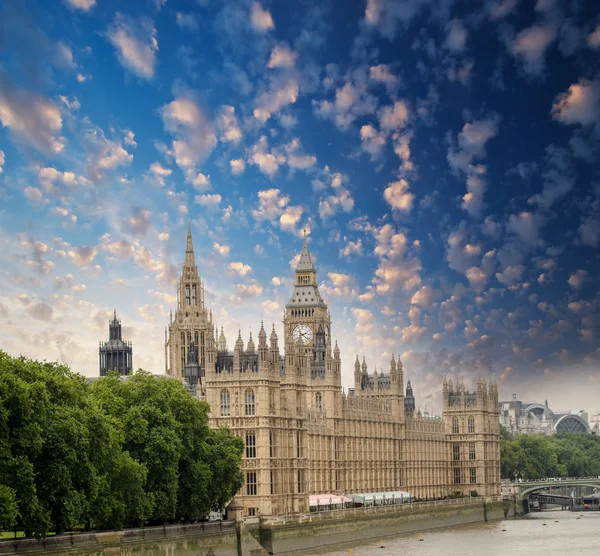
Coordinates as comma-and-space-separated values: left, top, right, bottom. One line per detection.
0, 0, 599, 417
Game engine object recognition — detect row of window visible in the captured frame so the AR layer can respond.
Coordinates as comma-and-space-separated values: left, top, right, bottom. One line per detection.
454, 467, 477, 484
220, 389, 255, 416
219, 390, 325, 416
451, 416, 476, 434
245, 470, 303, 496
243, 430, 298, 459
452, 442, 476, 461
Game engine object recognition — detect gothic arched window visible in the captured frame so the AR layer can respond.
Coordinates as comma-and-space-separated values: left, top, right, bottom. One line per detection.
452, 417, 459, 434
316, 392, 322, 411
220, 390, 230, 416
245, 431, 256, 458
468, 416, 475, 434
192, 285, 197, 305
245, 389, 255, 416
186, 285, 190, 306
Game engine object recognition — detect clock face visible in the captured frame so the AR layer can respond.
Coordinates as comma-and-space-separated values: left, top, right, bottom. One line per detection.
293, 324, 313, 345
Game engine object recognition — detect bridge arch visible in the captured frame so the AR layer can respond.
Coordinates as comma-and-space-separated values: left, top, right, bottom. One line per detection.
519, 480, 600, 500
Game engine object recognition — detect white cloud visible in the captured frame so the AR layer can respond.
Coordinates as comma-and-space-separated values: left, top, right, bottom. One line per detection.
148, 161, 172, 186
217, 105, 243, 145
249, 136, 286, 177
528, 145, 573, 211
447, 115, 499, 217
228, 261, 252, 277
510, 22, 557, 76
106, 13, 158, 80
267, 43, 297, 69
507, 211, 544, 246
363, 0, 430, 41
313, 81, 378, 131
252, 188, 305, 235
383, 178, 414, 213
83, 125, 134, 183
284, 138, 316, 170
176, 12, 198, 31
579, 216, 600, 248
587, 25, 600, 49
68, 245, 98, 267
230, 159, 246, 174
213, 242, 230, 257
340, 238, 363, 258
38, 167, 79, 192
0, 150, 4, 174
568, 269, 588, 289
195, 194, 222, 207
411, 285, 438, 307
360, 124, 386, 161
373, 224, 422, 295
63, 0, 95, 11
486, 0, 517, 20
253, 76, 299, 124
369, 64, 400, 95
250, 2, 275, 32
495, 264, 525, 286
551, 79, 600, 132
0, 77, 65, 155
319, 173, 354, 220
378, 100, 410, 132
160, 90, 217, 184
443, 19, 468, 52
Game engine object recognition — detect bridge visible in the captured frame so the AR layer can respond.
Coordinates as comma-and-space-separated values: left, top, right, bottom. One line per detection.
513, 478, 600, 513
518, 478, 600, 500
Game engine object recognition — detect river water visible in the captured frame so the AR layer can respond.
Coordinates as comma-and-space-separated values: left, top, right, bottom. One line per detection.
308, 511, 600, 556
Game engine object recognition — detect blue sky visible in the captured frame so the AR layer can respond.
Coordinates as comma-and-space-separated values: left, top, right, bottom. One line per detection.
0, 0, 599, 415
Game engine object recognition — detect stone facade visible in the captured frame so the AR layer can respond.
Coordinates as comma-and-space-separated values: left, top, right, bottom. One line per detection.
99, 311, 132, 376
166, 228, 501, 517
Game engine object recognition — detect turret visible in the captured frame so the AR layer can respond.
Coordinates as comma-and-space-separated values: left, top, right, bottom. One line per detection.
234, 330, 243, 371
218, 326, 227, 353
373, 367, 379, 392
354, 355, 361, 390
258, 321, 268, 370
246, 331, 256, 354
333, 341, 340, 375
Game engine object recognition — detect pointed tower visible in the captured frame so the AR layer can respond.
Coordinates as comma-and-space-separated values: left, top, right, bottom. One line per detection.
99, 310, 133, 376
258, 322, 268, 372
234, 330, 244, 371
166, 221, 212, 380
354, 355, 361, 392
405, 380, 415, 417
283, 235, 331, 367
218, 326, 228, 353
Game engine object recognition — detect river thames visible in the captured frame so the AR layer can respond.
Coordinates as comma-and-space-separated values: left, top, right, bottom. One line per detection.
305, 511, 600, 556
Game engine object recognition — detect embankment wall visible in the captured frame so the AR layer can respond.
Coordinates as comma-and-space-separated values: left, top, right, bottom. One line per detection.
258, 498, 508, 555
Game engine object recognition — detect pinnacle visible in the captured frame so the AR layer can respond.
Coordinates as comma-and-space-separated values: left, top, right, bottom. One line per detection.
185, 220, 196, 267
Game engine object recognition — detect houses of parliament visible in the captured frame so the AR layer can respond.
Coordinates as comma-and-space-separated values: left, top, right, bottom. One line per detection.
151, 224, 500, 516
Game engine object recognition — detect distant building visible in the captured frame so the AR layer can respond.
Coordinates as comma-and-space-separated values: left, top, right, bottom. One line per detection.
499, 394, 591, 435
404, 380, 415, 417
591, 413, 600, 435
99, 311, 133, 376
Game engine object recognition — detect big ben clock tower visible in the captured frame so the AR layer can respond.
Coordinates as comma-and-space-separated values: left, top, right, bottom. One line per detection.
284, 235, 331, 362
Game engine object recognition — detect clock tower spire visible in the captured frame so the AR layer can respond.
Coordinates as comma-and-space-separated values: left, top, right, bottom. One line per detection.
284, 236, 331, 357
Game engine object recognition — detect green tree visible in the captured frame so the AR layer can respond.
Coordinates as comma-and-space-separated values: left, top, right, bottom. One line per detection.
0, 485, 19, 532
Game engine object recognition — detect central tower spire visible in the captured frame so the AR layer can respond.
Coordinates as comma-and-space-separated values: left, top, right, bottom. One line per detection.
185, 219, 196, 268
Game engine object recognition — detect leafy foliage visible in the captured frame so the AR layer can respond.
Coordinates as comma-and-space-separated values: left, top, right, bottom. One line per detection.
0, 351, 243, 537
500, 432, 600, 480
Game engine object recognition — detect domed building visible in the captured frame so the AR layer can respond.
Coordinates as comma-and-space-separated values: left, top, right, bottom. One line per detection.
499, 394, 591, 435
